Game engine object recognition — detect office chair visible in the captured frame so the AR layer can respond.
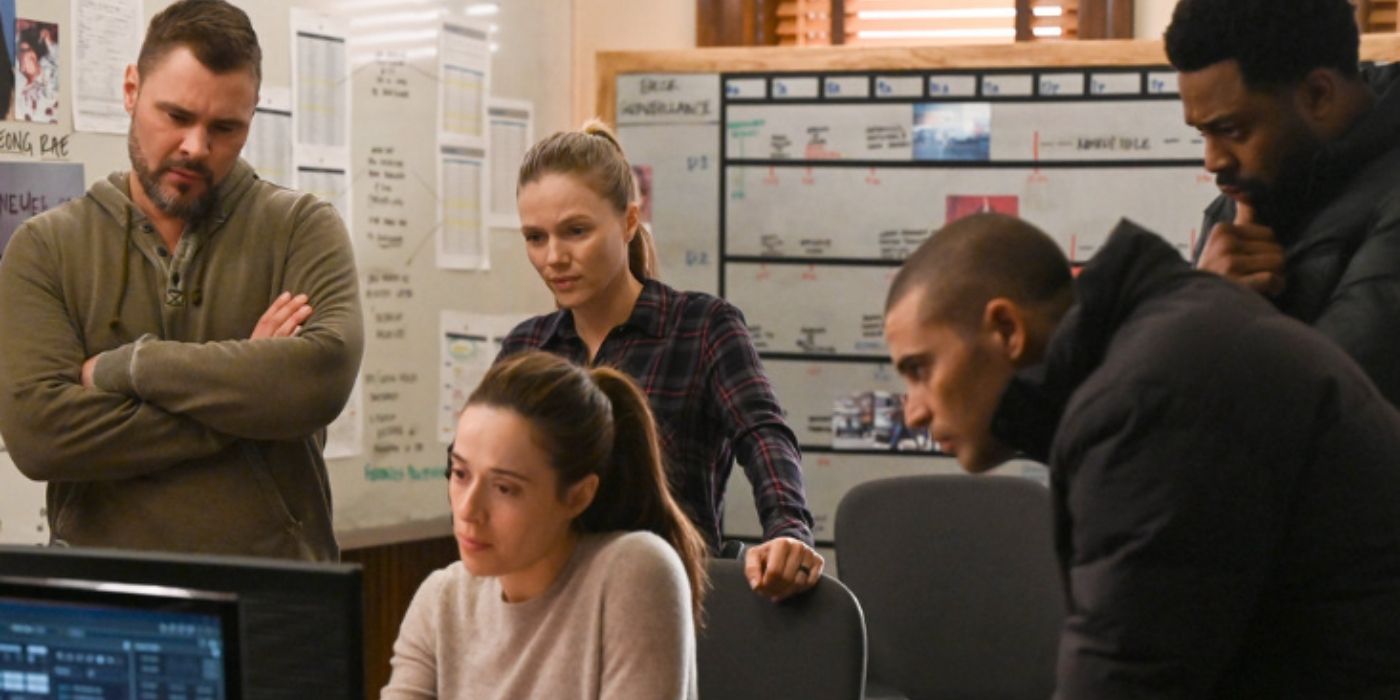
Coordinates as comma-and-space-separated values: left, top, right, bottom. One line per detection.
835, 474, 1065, 700
698, 558, 867, 700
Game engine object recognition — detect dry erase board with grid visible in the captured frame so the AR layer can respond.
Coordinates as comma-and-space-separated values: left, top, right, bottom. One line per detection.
614, 52, 1223, 545
605, 38, 1400, 546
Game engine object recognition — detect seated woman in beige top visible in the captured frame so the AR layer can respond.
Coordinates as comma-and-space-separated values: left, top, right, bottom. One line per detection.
381, 351, 708, 700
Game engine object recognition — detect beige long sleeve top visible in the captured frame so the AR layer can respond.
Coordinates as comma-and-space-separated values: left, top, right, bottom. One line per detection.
381, 530, 698, 700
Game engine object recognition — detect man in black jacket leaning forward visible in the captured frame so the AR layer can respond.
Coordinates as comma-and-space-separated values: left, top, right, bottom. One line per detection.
1167, 0, 1400, 407
884, 213, 1400, 698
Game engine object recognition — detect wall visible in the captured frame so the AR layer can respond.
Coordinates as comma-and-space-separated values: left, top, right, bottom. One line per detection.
1135, 0, 1176, 39
572, 0, 695, 125
576, 0, 1174, 119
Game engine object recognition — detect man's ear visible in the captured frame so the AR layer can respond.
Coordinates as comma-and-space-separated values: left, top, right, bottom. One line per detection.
1294, 67, 1342, 131
982, 298, 1029, 362
123, 64, 140, 115
564, 473, 600, 519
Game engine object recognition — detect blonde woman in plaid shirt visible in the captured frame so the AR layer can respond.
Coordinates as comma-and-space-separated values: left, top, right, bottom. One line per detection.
499, 121, 823, 602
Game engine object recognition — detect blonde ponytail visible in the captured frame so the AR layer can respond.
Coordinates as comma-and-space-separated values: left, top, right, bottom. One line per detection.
580, 118, 623, 149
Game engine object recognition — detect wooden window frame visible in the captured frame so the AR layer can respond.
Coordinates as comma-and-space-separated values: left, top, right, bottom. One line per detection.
1357, 0, 1399, 33
699, 0, 1131, 47
698, 0, 782, 46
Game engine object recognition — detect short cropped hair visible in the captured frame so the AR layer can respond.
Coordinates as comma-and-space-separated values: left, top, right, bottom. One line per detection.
1164, 0, 1359, 90
886, 214, 1073, 332
138, 0, 261, 83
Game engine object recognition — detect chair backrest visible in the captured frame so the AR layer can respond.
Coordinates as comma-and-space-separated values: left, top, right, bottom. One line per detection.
698, 558, 867, 700
835, 474, 1065, 700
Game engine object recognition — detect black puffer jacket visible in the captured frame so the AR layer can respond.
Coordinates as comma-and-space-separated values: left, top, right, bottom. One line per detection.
1194, 63, 1400, 407
997, 221, 1400, 699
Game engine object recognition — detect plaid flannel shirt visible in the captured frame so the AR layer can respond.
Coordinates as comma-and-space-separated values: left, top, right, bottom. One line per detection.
497, 279, 815, 549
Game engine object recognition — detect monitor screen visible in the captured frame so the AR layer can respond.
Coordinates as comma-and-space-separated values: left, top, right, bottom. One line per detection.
0, 578, 239, 699
0, 547, 362, 700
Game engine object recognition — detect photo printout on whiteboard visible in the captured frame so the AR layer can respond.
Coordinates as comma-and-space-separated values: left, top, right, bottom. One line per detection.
763, 360, 901, 445
14, 18, 60, 124
71, 0, 140, 133
912, 103, 990, 161
1, 0, 14, 109
831, 390, 935, 453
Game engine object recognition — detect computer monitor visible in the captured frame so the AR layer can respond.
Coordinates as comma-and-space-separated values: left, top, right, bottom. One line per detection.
0, 577, 240, 698
0, 546, 363, 700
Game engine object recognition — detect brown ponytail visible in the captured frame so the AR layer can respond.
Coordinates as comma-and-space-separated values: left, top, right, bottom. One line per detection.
518, 119, 658, 281
587, 366, 709, 625
468, 351, 708, 625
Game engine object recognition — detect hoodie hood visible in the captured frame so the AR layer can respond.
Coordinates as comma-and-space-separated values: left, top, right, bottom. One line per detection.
991, 220, 1195, 462
1313, 61, 1400, 182
86, 157, 259, 232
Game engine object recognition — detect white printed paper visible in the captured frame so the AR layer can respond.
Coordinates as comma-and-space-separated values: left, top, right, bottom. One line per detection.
437, 143, 488, 270
244, 86, 294, 187
439, 311, 528, 443
291, 9, 351, 170
488, 98, 533, 228
296, 165, 350, 223
71, 0, 142, 133
438, 21, 491, 148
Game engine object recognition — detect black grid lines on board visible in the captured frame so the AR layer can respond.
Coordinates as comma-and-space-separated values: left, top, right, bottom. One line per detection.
715, 65, 1206, 465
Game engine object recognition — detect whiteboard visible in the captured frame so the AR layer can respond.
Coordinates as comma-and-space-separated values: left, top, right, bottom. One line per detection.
616, 74, 721, 295
726, 165, 1217, 262
619, 64, 1214, 545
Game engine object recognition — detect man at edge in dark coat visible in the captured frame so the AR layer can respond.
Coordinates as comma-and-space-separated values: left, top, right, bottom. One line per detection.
1167, 0, 1400, 407
884, 213, 1400, 698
